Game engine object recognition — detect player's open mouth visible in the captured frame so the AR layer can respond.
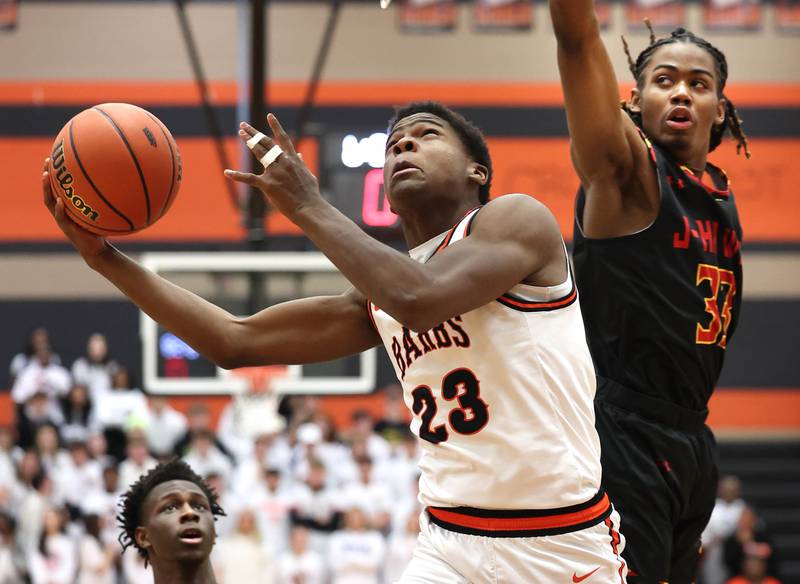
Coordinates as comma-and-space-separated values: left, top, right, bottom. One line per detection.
666, 107, 694, 130
392, 160, 422, 177
178, 528, 204, 545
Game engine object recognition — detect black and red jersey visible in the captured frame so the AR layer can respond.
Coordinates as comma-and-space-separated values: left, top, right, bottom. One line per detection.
573, 134, 743, 412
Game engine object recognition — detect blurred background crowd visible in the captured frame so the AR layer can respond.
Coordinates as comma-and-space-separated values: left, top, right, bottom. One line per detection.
0, 326, 786, 584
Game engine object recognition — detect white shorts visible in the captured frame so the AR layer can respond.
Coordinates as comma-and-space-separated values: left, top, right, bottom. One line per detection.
398, 507, 627, 584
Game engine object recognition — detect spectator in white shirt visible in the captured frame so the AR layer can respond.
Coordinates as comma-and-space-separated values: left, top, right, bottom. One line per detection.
79, 466, 121, 547
182, 432, 233, 488
0, 513, 20, 584
16, 470, 53, 557
71, 333, 118, 401
328, 506, 385, 584
59, 384, 99, 445
214, 507, 274, 584
32, 424, 69, 481
120, 548, 152, 584
76, 514, 115, 584
27, 507, 76, 584
56, 441, 102, 516
276, 526, 325, 584
8, 328, 61, 387
12, 344, 71, 407
384, 511, 420, 584
17, 395, 64, 452
289, 459, 342, 556
140, 395, 188, 459
340, 456, 392, 535
251, 468, 294, 557
347, 410, 390, 465
118, 437, 157, 491
701, 475, 748, 584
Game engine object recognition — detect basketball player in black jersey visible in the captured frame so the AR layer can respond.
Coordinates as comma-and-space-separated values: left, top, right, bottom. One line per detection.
550, 2, 749, 582
118, 459, 224, 584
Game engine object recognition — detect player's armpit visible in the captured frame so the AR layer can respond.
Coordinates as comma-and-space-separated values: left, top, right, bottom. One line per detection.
401, 194, 565, 332
223, 287, 382, 369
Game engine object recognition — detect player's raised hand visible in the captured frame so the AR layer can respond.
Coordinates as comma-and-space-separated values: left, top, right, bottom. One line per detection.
42, 157, 109, 263
224, 114, 324, 221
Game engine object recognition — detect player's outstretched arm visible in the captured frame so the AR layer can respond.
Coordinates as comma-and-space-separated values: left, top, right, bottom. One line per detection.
42, 163, 380, 369
225, 118, 563, 333
549, 0, 655, 236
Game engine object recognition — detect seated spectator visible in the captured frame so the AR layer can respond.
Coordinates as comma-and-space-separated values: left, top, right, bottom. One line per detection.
0, 428, 18, 513
9, 328, 61, 387
55, 441, 102, 519
724, 506, 781, 581
86, 432, 115, 470
118, 437, 157, 491
173, 402, 234, 463
340, 455, 392, 534
136, 395, 188, 459
347, 410, 390, 465
27, 507, 76, 584
71, 333, 118, 400
59, 384, 98, 445
76, 514, 115, 584
94, 366, 147, 461
289, 459, 342, 555
327, 506, 385, 584
703, 475, 748, 584
32, 424, 69, 478
79, 465, 121, 546
0, 512, 20, 584
276, 526, 325, 584
15, 470, 52, 556
726, 542, 782, 584
16, 393, 63, 453
182, 431, 233, 487
373, 383, 409, 445
251, 467, 294, 556
11, 341, 71, 408
203, 472, 235, 538
214, 507, 274, 584
384, 511, 421, 584
217, 385, 286, 463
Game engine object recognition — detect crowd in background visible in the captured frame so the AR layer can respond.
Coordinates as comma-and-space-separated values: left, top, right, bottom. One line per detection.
1, 328, 421, 583
0, 327, 784, 584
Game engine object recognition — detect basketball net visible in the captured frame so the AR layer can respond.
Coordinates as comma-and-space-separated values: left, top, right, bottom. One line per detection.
227, 365, 288, 437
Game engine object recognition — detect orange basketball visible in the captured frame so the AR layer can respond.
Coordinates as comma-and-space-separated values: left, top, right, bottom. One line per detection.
48, 103, 182, 236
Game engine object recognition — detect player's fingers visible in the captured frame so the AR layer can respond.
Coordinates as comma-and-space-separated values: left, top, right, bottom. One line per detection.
239, 126, 277, 166
42, 171, 56, 213
223, 168, 260, 186
266, 113, 297, 157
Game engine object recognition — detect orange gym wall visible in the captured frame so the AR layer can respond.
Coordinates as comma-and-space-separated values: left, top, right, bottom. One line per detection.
3, 81, 800, 243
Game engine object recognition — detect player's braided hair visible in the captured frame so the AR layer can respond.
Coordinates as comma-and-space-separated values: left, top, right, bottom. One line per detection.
117, 458, 225, 564
621, 21, 751, 158
388, 101, 493, 204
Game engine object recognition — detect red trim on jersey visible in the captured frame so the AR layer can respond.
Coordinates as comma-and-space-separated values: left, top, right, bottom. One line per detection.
366, 300, 379, 332
428, 492, 610, 534
430, 206, 482, 259
679, 164, 730, 199
604, 517, 626, 584
497, 285, 577, 311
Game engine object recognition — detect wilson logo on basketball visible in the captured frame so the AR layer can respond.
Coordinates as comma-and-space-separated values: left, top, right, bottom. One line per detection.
51, 139, 100, 222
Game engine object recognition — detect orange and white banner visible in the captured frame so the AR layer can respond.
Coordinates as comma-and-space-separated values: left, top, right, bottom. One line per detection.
626, 0, 685, 31
399, 0, 458, 33
0, 0, 17, 31
704, 0, 762, 31
472, 0, 534, 32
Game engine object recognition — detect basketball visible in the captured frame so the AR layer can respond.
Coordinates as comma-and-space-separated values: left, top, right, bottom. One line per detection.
48, 103, 181, 236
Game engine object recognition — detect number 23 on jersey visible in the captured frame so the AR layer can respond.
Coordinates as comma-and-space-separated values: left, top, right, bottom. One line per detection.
411, 368, 489, 444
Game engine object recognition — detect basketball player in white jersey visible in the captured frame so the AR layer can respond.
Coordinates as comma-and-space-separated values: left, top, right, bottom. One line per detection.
42, 102, 626, 582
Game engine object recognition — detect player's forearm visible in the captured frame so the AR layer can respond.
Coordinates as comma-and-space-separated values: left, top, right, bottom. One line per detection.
549, 0, 599, 49
290, 200, 431, 327
87, 245, 239, 367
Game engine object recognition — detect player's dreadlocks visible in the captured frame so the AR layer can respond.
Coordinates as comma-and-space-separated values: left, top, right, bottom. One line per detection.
117, 458, 225, 563
621, 21, 751, 158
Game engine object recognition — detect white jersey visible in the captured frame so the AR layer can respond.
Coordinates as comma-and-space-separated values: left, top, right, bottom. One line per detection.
368, 207, 602, 511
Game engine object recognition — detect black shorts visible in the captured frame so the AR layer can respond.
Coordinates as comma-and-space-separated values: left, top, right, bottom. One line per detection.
595, 377, 719, 584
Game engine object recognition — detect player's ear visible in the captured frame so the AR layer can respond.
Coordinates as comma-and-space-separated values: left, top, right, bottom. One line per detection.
135, 526, 151, 553
468, 162, 488, 188
715, 96, 727, 126
628, 87, 642, 114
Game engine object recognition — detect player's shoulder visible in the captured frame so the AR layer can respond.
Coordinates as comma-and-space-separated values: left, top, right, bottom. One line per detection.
472, 194, 560, 241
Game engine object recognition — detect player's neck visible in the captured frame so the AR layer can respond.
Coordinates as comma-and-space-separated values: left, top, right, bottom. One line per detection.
400, 199, 480, 249
152, 558, 217, 584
